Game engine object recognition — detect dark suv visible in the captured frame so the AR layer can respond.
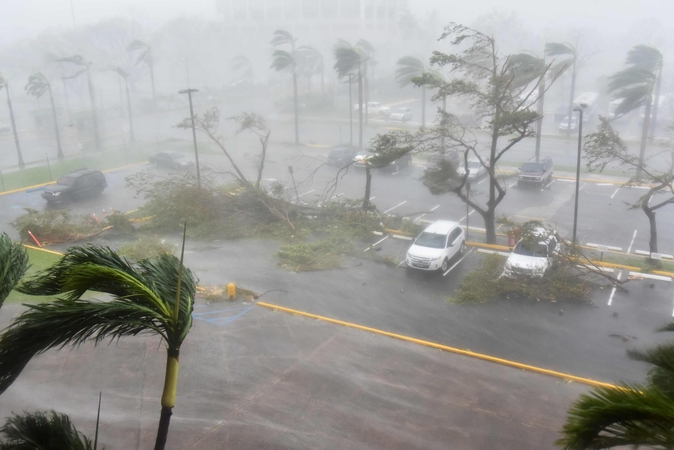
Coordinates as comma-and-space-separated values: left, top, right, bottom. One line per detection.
327, 145, 358, 167
42, 169, 107, 203
517, 156, 553, 187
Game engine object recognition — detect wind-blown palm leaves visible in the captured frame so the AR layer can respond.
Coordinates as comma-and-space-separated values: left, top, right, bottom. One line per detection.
25, 72, 64, 159
0, 244, 196, 450
0, 74, 25, 168
0, 233, 28, 308
356, 39, 374, 123
231, 55, 254, 94
270, 29, 299, 145
296, 46, 324, 92
0, 411, 95, 449
334, 40, 368, 150
58, 54, 101, 150
396, 56, 429, 127
109, 67, 135, 142
546, 42, 578, 137
127, 40, 156, 100
557, 324, 674, 449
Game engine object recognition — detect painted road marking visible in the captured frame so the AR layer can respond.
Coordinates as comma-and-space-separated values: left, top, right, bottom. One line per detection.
443, 248, 474, 276
579, 182, 587, 191
383, 200, 407, 214
392, 166, 411, 175
611, 187, 621, 199
478, 177, 488, 184
364, 235, 389, 252
596, 183, 614, 186
628, 272, 672, 282
507, 181, 517, 188
636, 250, 674, 260
391, 234, 414, 241
587, 243, 623, 252
627, 230, 637, 254
298, 189, 316, 197
608, 272, 623, 306
477, 248, 510, 257
557, 179, 575, 183
541, 179, 557, 191
416, 205, 440, 221
372, 231, 384, 236
459, 209, 476, 223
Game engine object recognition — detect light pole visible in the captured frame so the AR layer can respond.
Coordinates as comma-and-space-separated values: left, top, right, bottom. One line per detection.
181, 58, 190, 88
178, 88, 201, 188
571, 104, 585, 246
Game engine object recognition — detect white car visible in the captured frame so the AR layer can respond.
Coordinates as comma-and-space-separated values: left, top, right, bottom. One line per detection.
457, 159, 487, 181
354, 101, 391, 116
389, 107, 413, 122
405, 220, 466, 273
501, 227, 560, 278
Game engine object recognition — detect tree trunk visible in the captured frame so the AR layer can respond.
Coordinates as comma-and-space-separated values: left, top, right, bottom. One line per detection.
154, 353, 180, 450
364, 62, 369, 125
484, 208, 496, 244
358, 63, 363, 151
255, 132, 270, 188
566, 58, 577, 138
637, 94, 652, 179
5, 87, 24, 168
125, 78, 135, 142
320, 67, 324, 94
642, 197, 658, 254
486, 108, 501, 244
441, 95, 446, 151
86, 69, 101, 150
47, 86, 64, 159
349, 74, 353, 146
649, 66, 662, 141
292, 66, 299, 145
363, 166, 372, 209
421, 85, 426, 128
149, 47, 156, 101
535, 76, 545, 161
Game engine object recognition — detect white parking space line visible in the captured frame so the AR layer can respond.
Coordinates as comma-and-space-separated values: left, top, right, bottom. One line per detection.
364, 235, 389, 252
370, 196, 376, 200
627, 230, 637, 254
477, 248, 510, 257
541, 179, 556, 191
478, 177, 488, 184
628, 272, 672, 282
443, 248, 474, 276
587, 243, 623, 252
459, 209, 476, 223
392, 166, 411, 175
635, 250, 674, 259
298, 189, 316, 197
596, 183, 614, 186
416, 205, 440, 222
383, 200, 407, 214
608, 272, 623, 306
392, 234, 414, 241
579, 182, 587, 191
557, 179, 576, 183
507, 181, 517, 188
628, 186, 651, 190
610, 187, 621, 199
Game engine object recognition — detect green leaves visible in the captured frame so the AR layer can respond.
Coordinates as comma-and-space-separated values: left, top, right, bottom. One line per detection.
626, 45, 663, 72
333, 42, 366, 79
0, 233, 29, 308
0, 411, 94, 449
583, 117, 631, 173
270, 49, 294, 72
270, 29, 294, 47
545, 42, 576, 58
395, 56, 424, 88
24, 73, 50, 99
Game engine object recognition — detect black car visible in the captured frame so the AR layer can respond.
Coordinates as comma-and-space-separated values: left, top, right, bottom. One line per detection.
149, 151, 194, 169
42, 169, 107, 203
327, 145, 359, 167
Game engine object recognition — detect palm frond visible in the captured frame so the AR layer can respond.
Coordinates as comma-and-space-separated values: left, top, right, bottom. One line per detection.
333, 46, 363, 79
508, 53, 545, 89
269, 49, 294, 72
545, 42, 576, 58
0, 233, 29, 307
557, 384, 674, 449
628, 343, 674, 395
111, 67, 128, 79
0, 411, 93, 449
127, 39, 148, 52
57, 54, 88, 67
24, 73, 49, 99
62, 68, 87, 80
356, 39, 374, 55
270, 29, 294, 47
134, 50, 151, 67
626, 45, 663, 72
396, 56, 424, 88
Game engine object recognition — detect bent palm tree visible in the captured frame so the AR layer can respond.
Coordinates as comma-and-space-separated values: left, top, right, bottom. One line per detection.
0, 233, 29, 308
396, 56, 428, 127
557, 323, 674, 449
334, 40, 368, 150
270, 29, 299, 145
231, 55, 254, 94
0, 244, 196, 450
109, 67, 135, 142
0, 75, 24, 168
58, 55, 101, 150
127, 40, 156, 101
626, 45, 664, 141
356, 39, 374, 123
297, 46, 324, 93
26, 73, 64, 159
0, 411, 94, 449
546, 42, 578, 138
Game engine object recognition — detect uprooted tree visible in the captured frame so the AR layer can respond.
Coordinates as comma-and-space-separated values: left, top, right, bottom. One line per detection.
584, 117, 674, 255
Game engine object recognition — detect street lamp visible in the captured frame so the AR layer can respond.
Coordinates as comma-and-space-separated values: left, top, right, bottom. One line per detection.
571, 103, 586, 246
180, 58, 190, 87
178, 88, 201, 189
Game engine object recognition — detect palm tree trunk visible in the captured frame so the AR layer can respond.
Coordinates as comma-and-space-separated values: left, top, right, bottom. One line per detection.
566, 58, 577, 138
349, 74, 353, 146
86, 69, 101, 150
5, 87, 24, 168
364, 62, 369, 126
149, 47, 156, 101
421, 85, 426, 128
637, 95, 652, 179
125, 78, 135, 142
321, 67, 324, 94
535, 78, 545, 161
441, 95, 446, 151
47, 86, 64, 159
649, 66, 662, 141
642, 194, 658, 254
363, 166, 372, 209
358, 63, 363, 151
292, 68, 299, 145
154, 352, 180, 450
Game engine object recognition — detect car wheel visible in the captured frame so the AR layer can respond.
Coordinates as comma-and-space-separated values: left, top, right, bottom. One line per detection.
440, 258, 449, 273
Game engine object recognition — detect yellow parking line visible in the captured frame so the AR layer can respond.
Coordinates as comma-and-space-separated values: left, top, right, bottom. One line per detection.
22, 244, 63, 256
257, 302, 618, 389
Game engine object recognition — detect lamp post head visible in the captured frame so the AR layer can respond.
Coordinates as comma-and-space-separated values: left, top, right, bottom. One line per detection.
573, 103, 587, 112
178, 89, 199, 94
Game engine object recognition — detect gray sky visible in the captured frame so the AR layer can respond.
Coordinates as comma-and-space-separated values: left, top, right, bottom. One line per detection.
2, 0, 672, 46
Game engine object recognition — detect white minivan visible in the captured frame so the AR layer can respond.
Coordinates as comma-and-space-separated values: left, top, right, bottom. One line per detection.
405, 221, 466, 272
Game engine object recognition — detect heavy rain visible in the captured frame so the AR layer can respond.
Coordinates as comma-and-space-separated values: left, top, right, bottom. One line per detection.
1, 0, 674, 448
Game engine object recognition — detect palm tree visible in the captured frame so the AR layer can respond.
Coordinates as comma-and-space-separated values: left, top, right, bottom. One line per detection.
334, 40, 368, 150
0, 411, 94, 449
0, 242, 197, 450
557, 323, 674, 449
59, 55, 101, 150
0, 75, 25, 168
127, 40, 156, 101
357, 39, 374, 124
231, 55, 254, 95
0, 233, 28, 308
625, 45, 664, 141
297, 46, 324, 93
110, 67, 135, 142
608, 45, 663, 179
545, 42, 578, 138
25, 73, 64, 159
270, 29, 300, 145
396, 56, 429, 127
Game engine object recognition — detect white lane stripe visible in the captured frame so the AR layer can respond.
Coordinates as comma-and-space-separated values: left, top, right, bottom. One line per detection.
477, 248, 510, 257
383, 200, 407, 214
478, 177, 488, 184
459, 209, 476, 223
635, 250, 674, 259
627, 230, 637, 254
364, 235, 389, 252
392, 166, 411, 175
586, 243, 623, 252
298, 189, 316, 197
610, 187, 621, 199
391, 234, 414, 241
444, 248, 474, 276
370, 196, 376, 200
608, 272, 622, 306
579, 182, 587, 191
597, 183, 614, 186
416, 204, 440, 221
628, 272, 672, 282
508, 181, 517, 188
542, 179, 557, 191
557, 179, 575, 183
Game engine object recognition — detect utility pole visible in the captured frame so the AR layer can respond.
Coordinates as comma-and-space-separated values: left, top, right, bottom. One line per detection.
178, 89, 201, 188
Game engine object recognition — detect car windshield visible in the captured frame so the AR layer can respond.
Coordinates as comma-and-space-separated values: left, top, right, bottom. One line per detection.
414, 232, 446, 249
514, 241, 548, 257
57, 176, 76, 186
521, 162, 543, 172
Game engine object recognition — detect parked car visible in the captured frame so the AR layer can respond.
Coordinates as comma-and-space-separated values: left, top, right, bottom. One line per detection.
405, 220, 466, 273
149, 151, 194, 169
558, 111, 590, 131
353, 102, 391, 116
327, 145, 359, 167
353, 152, 412, 171
501, 227, 560, 278
389, 107, 413, 123
41, 168, 107, 203
457, 158, 488, 181
517, 156, 553, 187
